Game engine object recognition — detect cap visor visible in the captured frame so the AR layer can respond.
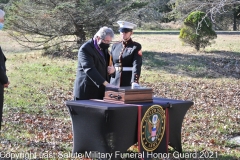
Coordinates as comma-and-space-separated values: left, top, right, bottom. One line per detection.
119, 28, 133, 33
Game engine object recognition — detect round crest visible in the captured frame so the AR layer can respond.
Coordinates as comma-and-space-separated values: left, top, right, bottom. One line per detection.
141, 105, 166, 152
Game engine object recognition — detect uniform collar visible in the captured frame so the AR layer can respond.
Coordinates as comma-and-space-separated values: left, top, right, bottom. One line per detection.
122, 38, 133, 46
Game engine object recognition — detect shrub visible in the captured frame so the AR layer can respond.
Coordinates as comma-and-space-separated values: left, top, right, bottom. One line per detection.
179, 11, 217, 51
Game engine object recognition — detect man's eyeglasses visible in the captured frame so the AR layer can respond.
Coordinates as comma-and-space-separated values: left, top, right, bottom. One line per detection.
101, 39, 112, 44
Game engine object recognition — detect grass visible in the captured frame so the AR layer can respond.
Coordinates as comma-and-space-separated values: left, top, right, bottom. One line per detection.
0, 31, 240, 159
0, 32, 76, 155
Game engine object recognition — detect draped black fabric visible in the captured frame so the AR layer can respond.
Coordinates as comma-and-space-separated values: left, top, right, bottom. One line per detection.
137, 104, 169, 160
66, 97, 193, 160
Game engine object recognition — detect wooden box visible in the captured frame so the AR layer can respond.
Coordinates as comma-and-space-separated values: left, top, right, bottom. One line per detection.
103, 86, 153, 104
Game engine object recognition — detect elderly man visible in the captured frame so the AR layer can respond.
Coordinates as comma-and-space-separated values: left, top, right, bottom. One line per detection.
0, 9, 10, 130
73, 26, 117, 100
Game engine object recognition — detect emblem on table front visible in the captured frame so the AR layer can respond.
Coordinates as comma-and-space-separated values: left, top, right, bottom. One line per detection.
141, 105, 165, 152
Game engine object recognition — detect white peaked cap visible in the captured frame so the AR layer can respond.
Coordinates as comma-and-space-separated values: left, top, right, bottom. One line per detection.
117, 21, 137, 29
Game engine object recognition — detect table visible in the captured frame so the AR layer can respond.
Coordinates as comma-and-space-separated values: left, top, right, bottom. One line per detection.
66, 97, 193, 159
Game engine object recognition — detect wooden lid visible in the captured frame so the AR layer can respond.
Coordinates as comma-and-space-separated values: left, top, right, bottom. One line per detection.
105, 86, 153, 93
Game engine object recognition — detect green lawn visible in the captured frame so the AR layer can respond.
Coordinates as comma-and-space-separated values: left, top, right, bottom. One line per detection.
0, 31, 239, 159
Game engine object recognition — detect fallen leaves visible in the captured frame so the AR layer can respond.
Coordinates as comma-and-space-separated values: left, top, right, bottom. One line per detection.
140, 76, 240, 156
1, 48, 240, 158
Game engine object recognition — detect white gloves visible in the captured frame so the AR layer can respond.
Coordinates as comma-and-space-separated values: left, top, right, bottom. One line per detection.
131, 82, 140, 89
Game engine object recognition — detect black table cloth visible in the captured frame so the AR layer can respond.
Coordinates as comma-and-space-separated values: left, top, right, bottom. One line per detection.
66, 97, 193, 160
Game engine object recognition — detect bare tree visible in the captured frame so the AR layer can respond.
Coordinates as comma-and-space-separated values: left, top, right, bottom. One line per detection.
5, 0, 116, 52
169, 0, 240, 30
4, 0, 157, 54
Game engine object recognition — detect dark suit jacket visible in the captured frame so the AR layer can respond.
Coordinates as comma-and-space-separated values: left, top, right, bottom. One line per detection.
0, 47, 8, 94
73, 39, 110, 100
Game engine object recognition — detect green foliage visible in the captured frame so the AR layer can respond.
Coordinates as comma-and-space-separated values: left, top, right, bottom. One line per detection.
121, 1, 148, 12
179, 11, 217, 51
0, 0, 9, 4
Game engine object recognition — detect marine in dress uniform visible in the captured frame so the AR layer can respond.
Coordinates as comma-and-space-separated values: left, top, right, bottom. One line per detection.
110, 21, 142, 87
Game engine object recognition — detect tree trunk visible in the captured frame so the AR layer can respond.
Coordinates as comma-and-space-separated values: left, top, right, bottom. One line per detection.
75, 24, 86, 45
233, 4, 237, 31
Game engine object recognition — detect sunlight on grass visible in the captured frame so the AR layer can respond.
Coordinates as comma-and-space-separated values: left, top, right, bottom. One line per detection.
0, 31, 239, 159
1, 53, 75, 154
4, 54, 76, 108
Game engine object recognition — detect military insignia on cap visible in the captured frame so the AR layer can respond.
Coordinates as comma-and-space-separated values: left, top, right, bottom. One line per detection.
117, 20, 137, 29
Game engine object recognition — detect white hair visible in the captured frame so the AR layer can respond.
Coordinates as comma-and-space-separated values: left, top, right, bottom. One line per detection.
0, 9, 5, 19
94, 26, 114, 39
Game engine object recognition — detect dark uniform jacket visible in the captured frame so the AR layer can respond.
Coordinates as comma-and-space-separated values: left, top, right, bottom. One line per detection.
110, 39, 142, 86
0, 47, 8, 94
0, 46, 8, 126
73, 39, 111, 100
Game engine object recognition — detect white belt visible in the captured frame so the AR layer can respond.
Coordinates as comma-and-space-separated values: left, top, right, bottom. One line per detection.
115, 67, 133, 71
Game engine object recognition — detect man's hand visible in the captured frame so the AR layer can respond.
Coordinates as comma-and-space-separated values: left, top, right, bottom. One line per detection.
4, 81, 10, 88
107, 64, 115, 75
